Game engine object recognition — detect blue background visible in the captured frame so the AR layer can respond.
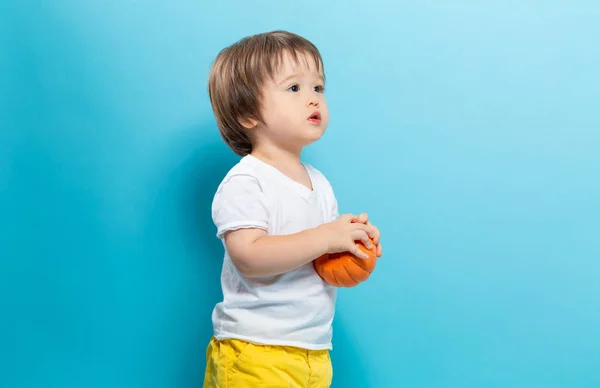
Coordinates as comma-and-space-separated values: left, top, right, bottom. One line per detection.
2, 1, 599, 387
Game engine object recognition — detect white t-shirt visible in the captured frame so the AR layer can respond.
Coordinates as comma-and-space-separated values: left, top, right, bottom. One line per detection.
210, 154, 339, 350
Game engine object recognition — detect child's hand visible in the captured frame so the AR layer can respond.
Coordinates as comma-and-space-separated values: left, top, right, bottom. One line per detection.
354, 213, 383, 257
317, 214, 376, 260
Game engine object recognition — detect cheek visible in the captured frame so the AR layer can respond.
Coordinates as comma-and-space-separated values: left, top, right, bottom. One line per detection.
322, 106, 330, 124
264, 98, 291, 119
259, 102, 282, 124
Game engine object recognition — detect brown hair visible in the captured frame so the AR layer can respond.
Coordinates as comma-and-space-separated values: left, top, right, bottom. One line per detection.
208, 30, 324, 156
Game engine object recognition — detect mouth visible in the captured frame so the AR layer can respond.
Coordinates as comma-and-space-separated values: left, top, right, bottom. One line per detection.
308, 111, 321, 124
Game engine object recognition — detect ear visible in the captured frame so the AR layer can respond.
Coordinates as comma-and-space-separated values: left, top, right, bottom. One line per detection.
239, 117, 258, 129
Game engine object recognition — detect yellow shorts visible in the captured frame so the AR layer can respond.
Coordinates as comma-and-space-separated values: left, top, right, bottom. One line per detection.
203, 337, 333, 388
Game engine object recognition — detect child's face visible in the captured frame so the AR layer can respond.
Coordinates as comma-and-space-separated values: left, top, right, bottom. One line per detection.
257, 52, 329, 152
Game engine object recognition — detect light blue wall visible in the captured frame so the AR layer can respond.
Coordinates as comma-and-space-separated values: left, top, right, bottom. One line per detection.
2, 1, 599, 387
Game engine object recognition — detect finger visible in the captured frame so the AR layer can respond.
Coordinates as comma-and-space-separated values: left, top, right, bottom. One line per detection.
356, 213, 369, 224
369, 222, 380, 243
350, 213, 368, 224
353, 223, 376, 242
351, 222, 370, 231
350, 243, 370, 260
364, 221, 377, 240
339, 213, 357, 223
367, 221, 381, 244
377, 243, 382, 257
352, 230, 372, 249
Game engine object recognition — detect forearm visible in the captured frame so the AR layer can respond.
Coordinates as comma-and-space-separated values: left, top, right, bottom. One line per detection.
231, 227, 327, 278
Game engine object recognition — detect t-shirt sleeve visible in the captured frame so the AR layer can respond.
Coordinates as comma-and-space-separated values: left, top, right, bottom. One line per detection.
211, 174, 270, 238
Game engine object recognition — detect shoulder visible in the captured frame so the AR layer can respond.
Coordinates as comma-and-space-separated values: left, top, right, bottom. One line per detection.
215, 156, 268, 194
211, 157, 272, 215
211, 157, 271, 235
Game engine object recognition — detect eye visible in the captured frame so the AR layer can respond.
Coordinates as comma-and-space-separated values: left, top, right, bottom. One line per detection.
314, 85, 325, 93
288, 84, 300, 92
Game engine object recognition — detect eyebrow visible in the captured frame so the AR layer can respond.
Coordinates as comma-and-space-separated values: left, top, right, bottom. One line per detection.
277, 73, 324, 86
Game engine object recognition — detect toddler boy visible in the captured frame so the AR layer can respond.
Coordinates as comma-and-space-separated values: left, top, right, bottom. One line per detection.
204, 30, 382, 387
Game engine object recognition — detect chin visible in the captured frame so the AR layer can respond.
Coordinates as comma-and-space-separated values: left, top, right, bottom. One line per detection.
286, 125, 327, 150
303, 130, 326, 145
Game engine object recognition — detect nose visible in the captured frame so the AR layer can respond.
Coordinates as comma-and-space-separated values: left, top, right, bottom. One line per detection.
307, 96, 320, 108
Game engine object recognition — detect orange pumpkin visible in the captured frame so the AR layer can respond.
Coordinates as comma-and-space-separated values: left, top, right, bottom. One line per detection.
313, 238, 378, 287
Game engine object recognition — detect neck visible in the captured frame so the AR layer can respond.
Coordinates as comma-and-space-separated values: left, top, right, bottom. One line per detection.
250, 141, 313, 191
251, 142, 303, 169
